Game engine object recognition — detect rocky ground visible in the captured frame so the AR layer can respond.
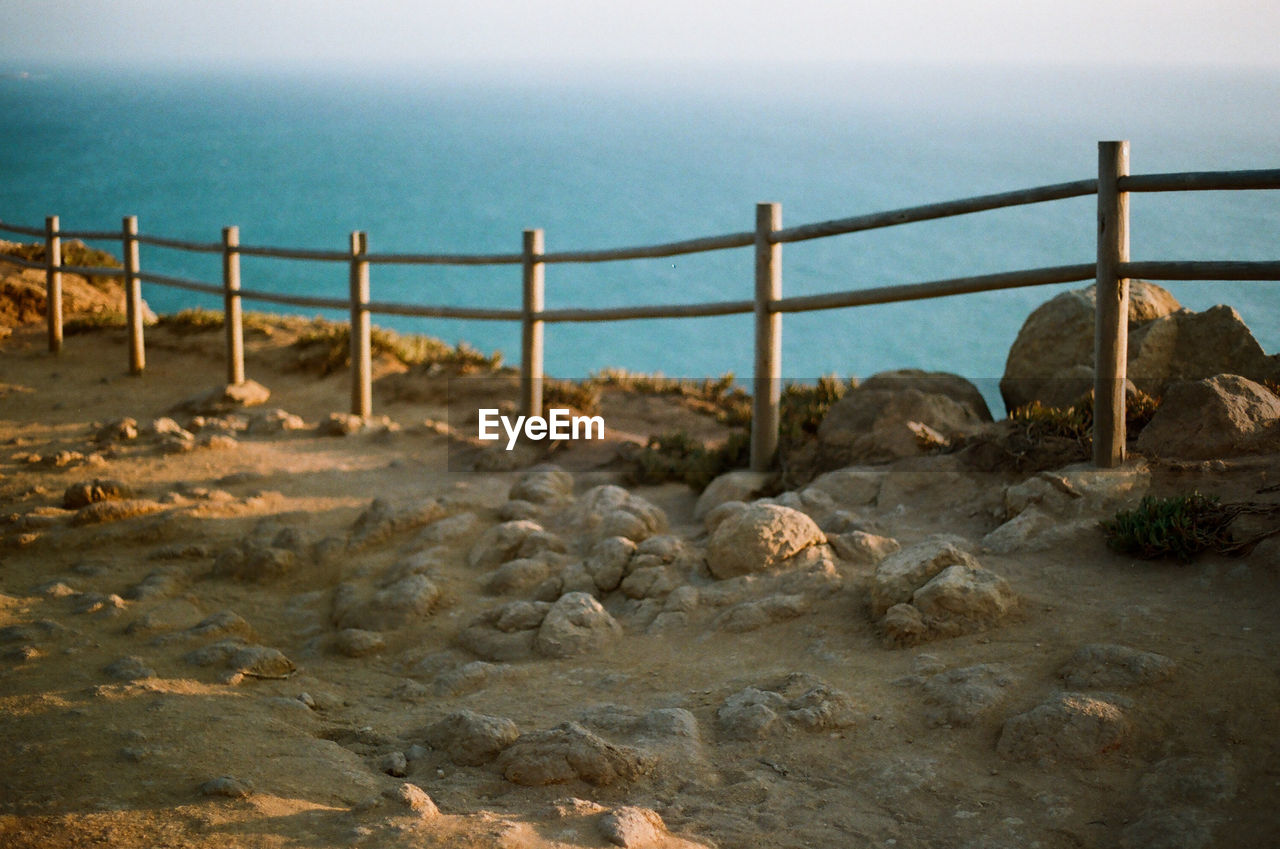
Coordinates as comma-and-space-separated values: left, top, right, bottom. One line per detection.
1, 308, 1279, 848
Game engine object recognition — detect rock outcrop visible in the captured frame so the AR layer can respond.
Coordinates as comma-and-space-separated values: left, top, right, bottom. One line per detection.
1000, 282, 1280, 412
1135, 374, 1280, 459
815, 371, 990, 468
704, 503, 825, 579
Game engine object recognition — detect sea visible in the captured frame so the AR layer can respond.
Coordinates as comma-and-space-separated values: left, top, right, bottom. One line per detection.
2, 61, 1278, 414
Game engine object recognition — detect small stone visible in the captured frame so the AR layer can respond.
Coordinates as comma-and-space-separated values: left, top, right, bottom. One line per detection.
380, 751, 409, 777
333, 628, 386, 658
62, 478, 132, 509
598, 806, 667, 848
425, 709, 520, 766
534, 592, 623, 658
497, 722, 651, 786
199, 776, 252, 798
382, 782, 439, 817
103, 656, 155, 681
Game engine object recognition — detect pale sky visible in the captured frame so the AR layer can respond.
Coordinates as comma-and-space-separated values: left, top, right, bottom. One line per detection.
1, 0, 1277, 69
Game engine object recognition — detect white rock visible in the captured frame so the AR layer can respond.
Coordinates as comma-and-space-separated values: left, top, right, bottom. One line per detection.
869, 537, 977, 618
694, 470, 769, 521
705, 503, 825, 580
534, 592, 623, 658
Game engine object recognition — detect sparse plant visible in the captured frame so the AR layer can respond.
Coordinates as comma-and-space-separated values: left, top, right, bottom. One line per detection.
777, 375, 856, 449
1009, 387, 1161, 446
622, 429, 750, 491
62, 310, 127, 334
292, 320, 502, 376
1102, 492, 1244, 561
543, 379, 601, 415
157, 308, 224, 334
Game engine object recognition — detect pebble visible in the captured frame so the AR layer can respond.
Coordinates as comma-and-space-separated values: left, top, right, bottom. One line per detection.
380, 751, 409, 777
103, 656, 156, 681
199, 776, 253, 798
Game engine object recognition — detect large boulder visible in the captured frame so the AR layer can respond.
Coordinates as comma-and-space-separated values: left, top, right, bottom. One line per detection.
1128, 305, 1280, 396
705, 503, 825, 579
859, 369, 994, 421
1000, 281, 1181, 412
815, 372, 989, 467
1000, 283, 1280, 413
1135, 374, 1280, 460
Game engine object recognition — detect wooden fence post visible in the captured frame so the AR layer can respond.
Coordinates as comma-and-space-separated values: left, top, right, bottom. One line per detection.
222, 225, 245, 385
44, 215, 62, 353
751, 202, 782, 472
521, 228, 545, 418
349, 231, 372, 418
1094, 140, 1130, 468
122, 215, 145, 375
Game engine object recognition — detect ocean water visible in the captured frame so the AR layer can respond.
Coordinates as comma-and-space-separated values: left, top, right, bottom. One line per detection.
2, 62, 1278, 413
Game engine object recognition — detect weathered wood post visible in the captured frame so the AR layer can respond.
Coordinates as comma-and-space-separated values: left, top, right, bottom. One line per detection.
349, 231, 372, 418
44, 215, 62, 353
751, 202, 782, 472
1094, 140, 1131, 468
521, 228, 545, 418
122, 215, 145, 375
222, 225, 245, 385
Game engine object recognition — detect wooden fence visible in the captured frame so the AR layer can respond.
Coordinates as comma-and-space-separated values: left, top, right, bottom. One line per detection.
3, 140, 1279, 471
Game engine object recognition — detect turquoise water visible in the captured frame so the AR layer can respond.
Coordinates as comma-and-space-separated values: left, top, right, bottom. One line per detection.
2, 62, 1278, 412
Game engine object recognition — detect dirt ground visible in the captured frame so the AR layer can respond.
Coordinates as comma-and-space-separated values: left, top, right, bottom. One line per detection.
1, 318, 1278, 849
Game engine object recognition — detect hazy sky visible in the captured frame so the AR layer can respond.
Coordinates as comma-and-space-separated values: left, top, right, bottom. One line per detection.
1, 0, 1277, 69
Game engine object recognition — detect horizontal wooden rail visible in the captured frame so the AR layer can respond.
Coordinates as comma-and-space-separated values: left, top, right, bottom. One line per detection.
541, 298, 755, 323
59, 229, 122, 240
62, 264, 125, 278
138, 234, 223, 253
1121, 260, 1280, 280
365, 251, 523, 266
0, 253, 46, 270
366, 299, 523, 321
235, 286, 350, 311
137, 270, 222, 296
541, 232, 755, 264
772, 263, 1096, 313
1120, 169, 1280, 193
7, 147, 1279, 475
773, 179, 1100, 244
237, 244, 350, 262
0, 220, 46, 237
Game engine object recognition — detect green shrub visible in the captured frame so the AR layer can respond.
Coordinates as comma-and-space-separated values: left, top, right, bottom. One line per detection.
1009, 387, 1161, 445
1101, 493, 1236, 561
